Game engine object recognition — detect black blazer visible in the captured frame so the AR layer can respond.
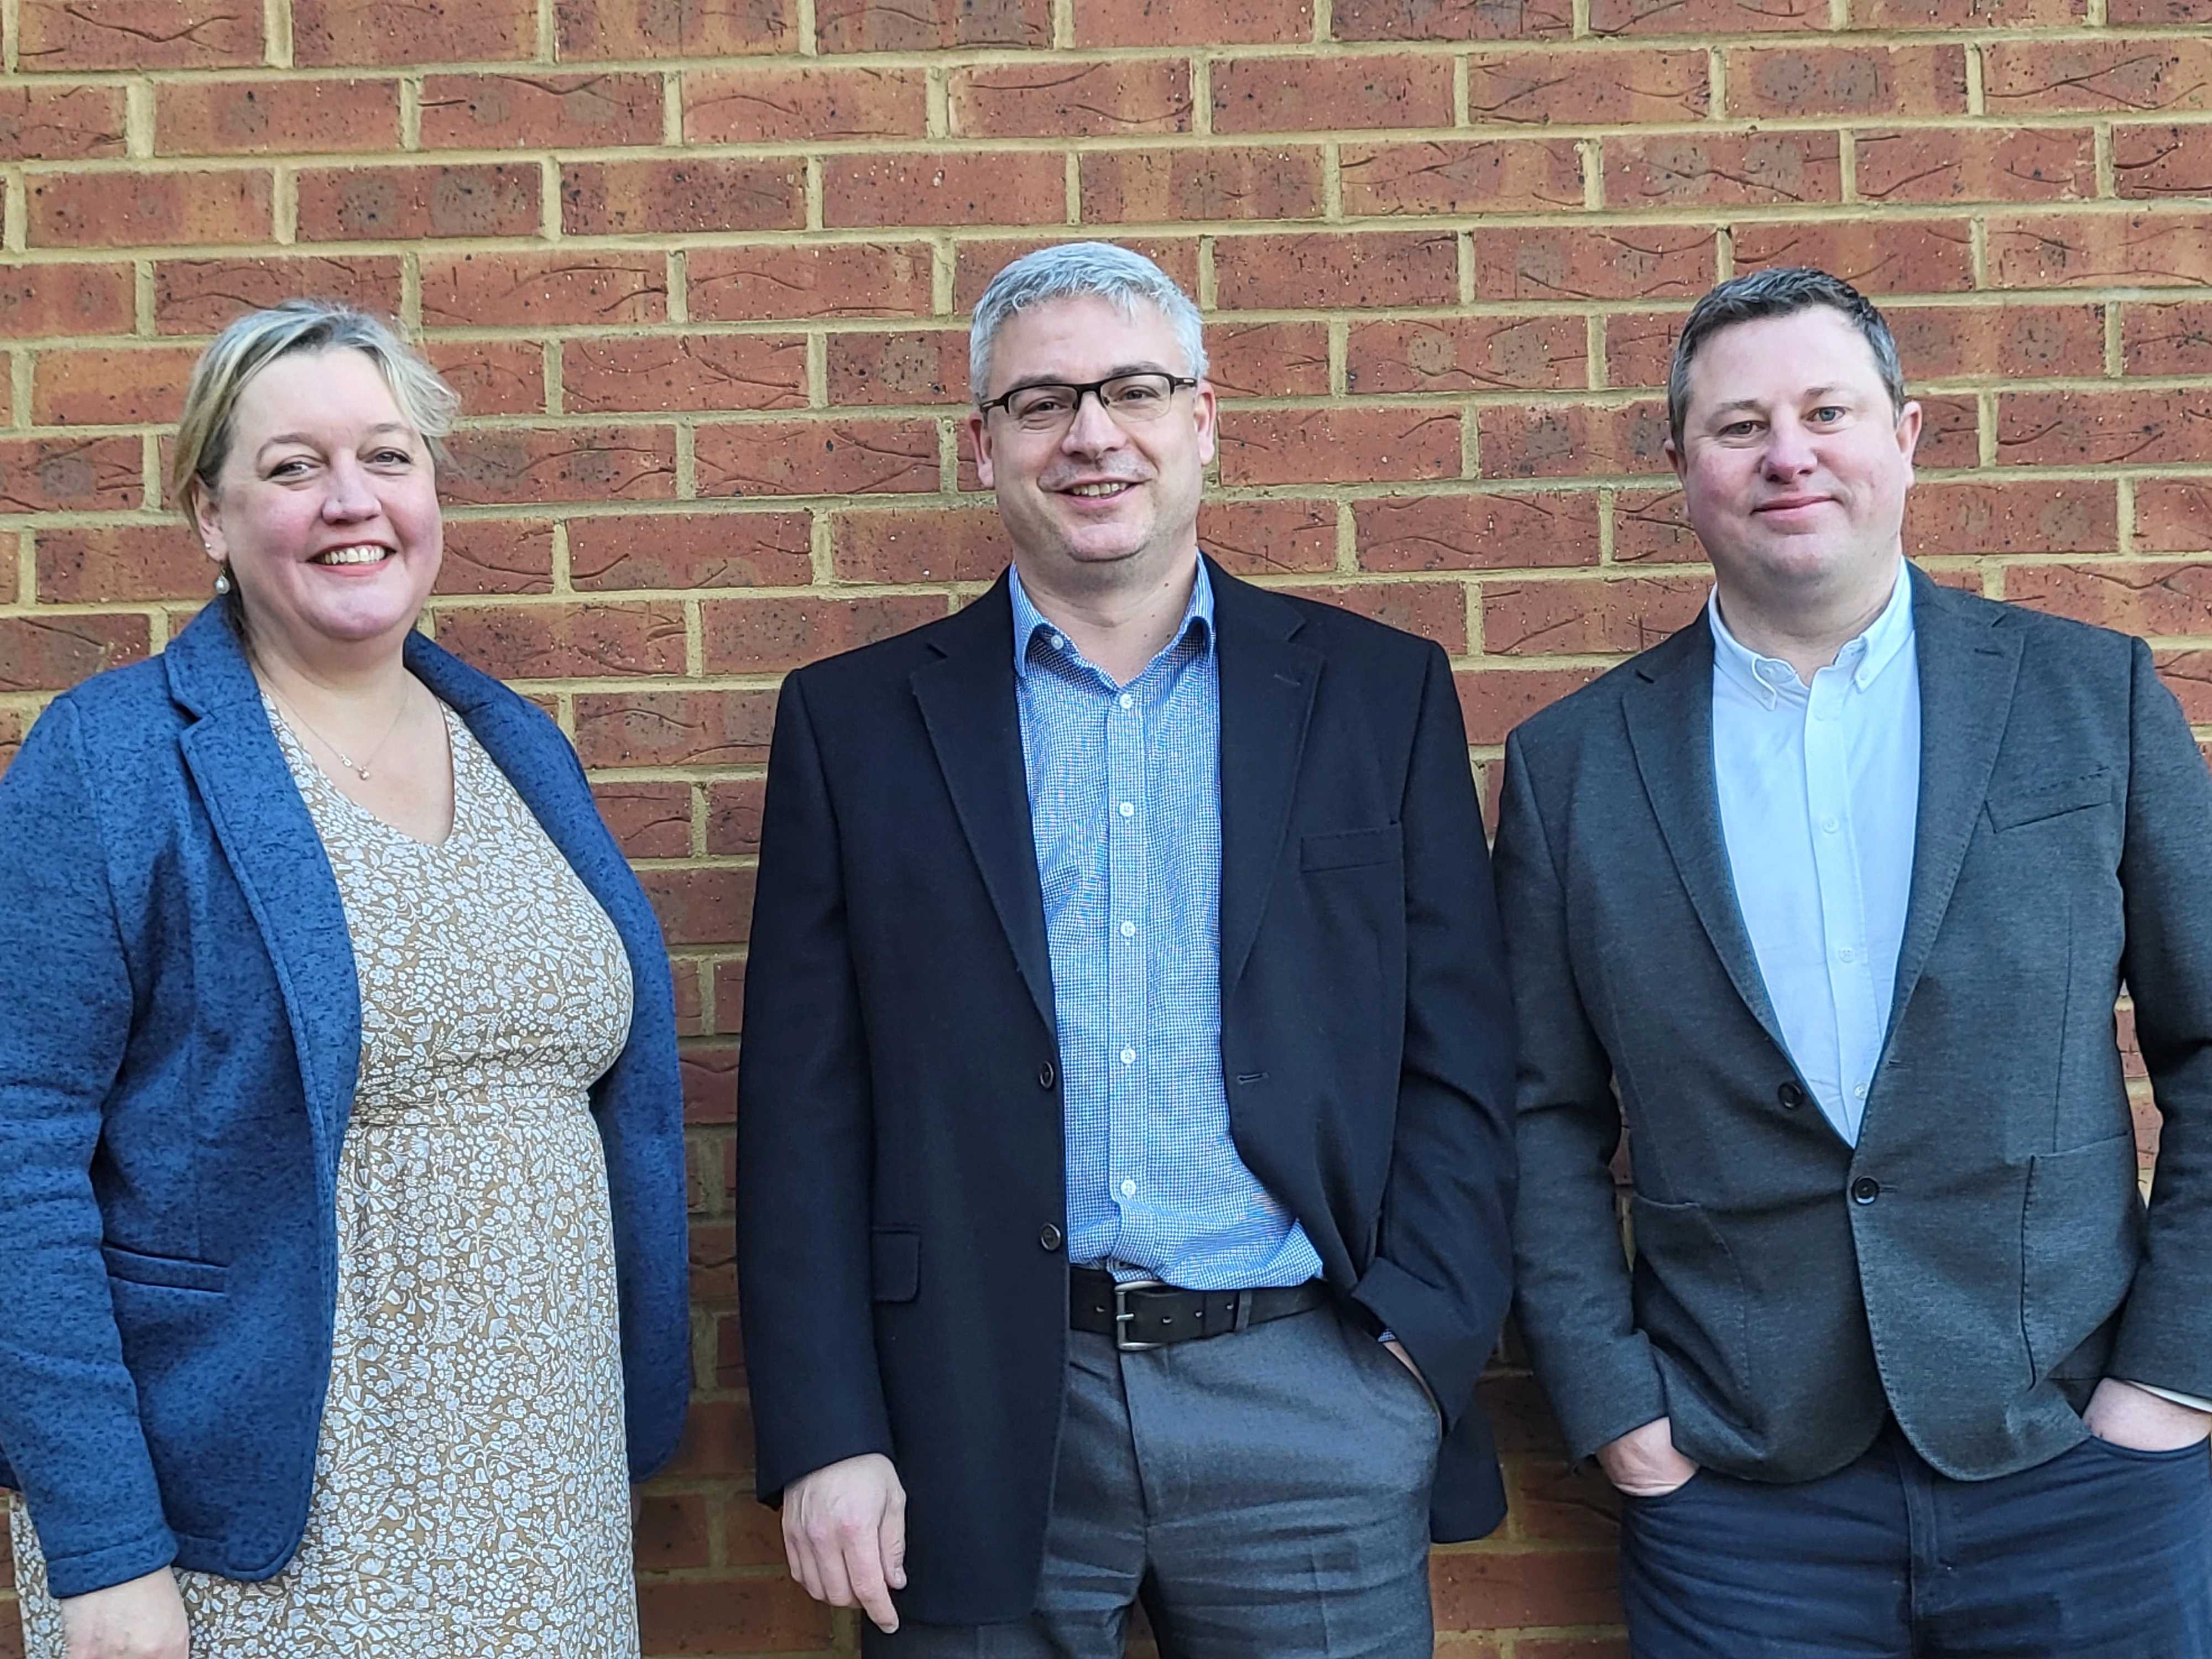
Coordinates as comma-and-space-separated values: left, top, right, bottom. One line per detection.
1495, 567, 2212, 1484
737, 560, 1519, 1625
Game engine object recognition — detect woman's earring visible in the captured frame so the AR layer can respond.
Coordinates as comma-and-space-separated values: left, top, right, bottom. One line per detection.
213, 569, 232, 596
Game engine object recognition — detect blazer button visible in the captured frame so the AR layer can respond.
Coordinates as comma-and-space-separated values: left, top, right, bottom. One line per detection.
1039, 1223, 1065, 1251
1038, 1060, 1057, 1089
1777, 1082, 1806, 1109
1851, 1177, 1881, 1204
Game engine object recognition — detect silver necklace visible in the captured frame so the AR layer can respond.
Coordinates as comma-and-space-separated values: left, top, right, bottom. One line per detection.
268, 682, 412, 782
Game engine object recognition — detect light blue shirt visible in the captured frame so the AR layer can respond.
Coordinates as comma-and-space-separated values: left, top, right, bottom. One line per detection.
1711, 565, 1919, 1146
1009, 562, 1323, 1290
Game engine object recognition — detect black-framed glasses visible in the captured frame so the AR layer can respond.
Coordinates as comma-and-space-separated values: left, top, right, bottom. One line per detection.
978, 373, 1199, 434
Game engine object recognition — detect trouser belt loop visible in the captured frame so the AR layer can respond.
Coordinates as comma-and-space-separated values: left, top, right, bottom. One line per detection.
1233, 1288, 1255, 1333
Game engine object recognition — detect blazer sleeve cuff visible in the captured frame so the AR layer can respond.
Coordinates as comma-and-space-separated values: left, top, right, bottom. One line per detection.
1347, 1257, 1488, 1432
32, 1522, 178, 1601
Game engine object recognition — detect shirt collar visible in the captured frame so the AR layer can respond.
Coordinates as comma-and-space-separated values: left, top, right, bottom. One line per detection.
1708, 561, 1915, 707
1009, 557, 1216, 685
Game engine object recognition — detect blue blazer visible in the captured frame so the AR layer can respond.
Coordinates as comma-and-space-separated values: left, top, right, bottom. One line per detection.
0, 606, 692, 1599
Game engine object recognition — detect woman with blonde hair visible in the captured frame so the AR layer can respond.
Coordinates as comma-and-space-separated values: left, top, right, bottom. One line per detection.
0, 300, 690, 1658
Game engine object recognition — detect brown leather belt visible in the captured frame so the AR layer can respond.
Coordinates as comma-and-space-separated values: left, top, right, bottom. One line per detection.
1069, 1265, 1331, 1352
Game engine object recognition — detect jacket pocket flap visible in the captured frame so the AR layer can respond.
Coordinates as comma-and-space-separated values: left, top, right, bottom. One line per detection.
1987, 770, 2114, 831
1301, 824, 1402, 872
102, 1243, 226, 1293
871, 1229, 920, 1303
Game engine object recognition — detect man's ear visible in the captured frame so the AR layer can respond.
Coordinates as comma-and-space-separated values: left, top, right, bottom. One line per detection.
1895, 399, 1923, 470
1665, 437, 1686, 484
1192, 380, 1219, 468
964, 411, 995, 490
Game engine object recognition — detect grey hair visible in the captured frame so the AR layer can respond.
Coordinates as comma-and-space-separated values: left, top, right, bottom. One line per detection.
968, 242, 1208, 399
1667, 267, 1907, 449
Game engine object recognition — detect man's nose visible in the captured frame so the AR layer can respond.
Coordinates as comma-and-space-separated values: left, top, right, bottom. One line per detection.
1762, 422, 1817, 477
1060, 387, 1126, 452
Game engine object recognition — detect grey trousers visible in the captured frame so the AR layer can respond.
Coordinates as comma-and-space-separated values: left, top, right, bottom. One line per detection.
867, 1301, 1441, 1659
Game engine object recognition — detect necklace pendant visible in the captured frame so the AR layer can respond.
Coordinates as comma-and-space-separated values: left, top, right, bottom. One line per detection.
353, 767, 372, 781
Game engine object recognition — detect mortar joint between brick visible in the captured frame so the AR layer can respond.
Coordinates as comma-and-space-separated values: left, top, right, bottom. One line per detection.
1585, 312, 1606, 392
667, 249, 688, 326
1838, 130, 1858, 203
1452, 55, 1471, 128
805, 331, 826, 408
399, 254, 421, 331
804, 155, 825, 233
2094, 123, 2116, 200
1310, 0, 1332, 43
796, 0, 818, 54
549, 518, 572, 592
265, 0, 291, 67
1064, 151, 1079, 223
2103, 301, 2124, 378
539, 156, 560, 239
1459, 408, 1479, 482
1, 0, 17, 75
1708, 48, 1727, 124
1571, 0, 1592, 37
932, 238, 956, 317
542, 338, 565, 415
689, 782, 709, 862
1457, 229, 1475, 306
1327, 318, 1348, 397
661, 72, 684, 147
674, 423, 697, 500
1191, 56, 1213, 138
139, 432, 162, 515
1196, 234, 1216, 311
1715, 223, 1735, 281
926, 67, 950, 141
937, 416, 960, 495
272, 166, 296, 245
1321, 143, 1343, 220
808, 505, 834, 585
1052, 0, 1074, 50
1964, 44, 1985, 117
2116, 474, 2135, 555
2, 172, 23, 255
535, 0, 556, 62
683, 594, 704, 677
398, 78, 423, 152
1976, 389, 1997, 468
1579, 135, 1603, 211
1828, 0, 1848, 29
7, 351, 24, 433
120, 81, 155, 161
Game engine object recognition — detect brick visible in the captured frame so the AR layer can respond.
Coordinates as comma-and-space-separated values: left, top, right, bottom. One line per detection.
1211, 53, 1454, 133
1214, 231, 1458, 310
419, 252, 667, 327
292, 0, 534, 65
1359, 491, 1601, 570
1509, 1457, 1624, 1544
440, 425, 678, 505
640, 866, 755, 947
1593, 0, 1819, 32
706, 778, 766, 854
1458, 666, 1604, 740
953, 236, 1199, 310
701, 592, 947, 672
688, 241, 933, 322
1474, 226, 1714, 301
420, 72, 663, 149
435, 518, 555, 594
2115, 124, 2212, 197
825, 150, 1068, 228
1335, 0, 1572, 40
1199, 498, 1340, 574
1518, 1640, 1630, 1659
825, 330, 966, 406
1207, 321, 1331, 398
1432, 1544, 1623, 1627
1605, 131, 1841, 209
570, 509, 813, 588
564, 334, 808, 414
156, 79, 398, 156
1612, 486, 1704, 563
562, 158, 802, 237
0, 438, 142, 512
0, 263, 134, 338
2111, 0, 2212, 19
18, 0, 260, 70
573, 687, 778, 767
34, 524, 206, 601
296, 163, 539, 242
0, 531, 17, 605
1480, 400, 1670, 479
28, 169, 272, 249
594, 781, 693, 862
1984, 41, 2212, 114
0, 86, 126, 160
1288, 580, 1466, 649
1886, 302, 2104, 381
2004, 561, 2212, 636
0, 614, 150, 692
817, 0, 1046, 49
632, 1490, 713, 1569
1601, 311, 1682, 390
1998, 390, 2212, 468
831, 505, 1010, 581
1467, 49, 1707, 124
557, 0, 791, 56
1859, 0, 2080, 23
1728, 45, 1968, 119
680, 1040, 738, 1120
1987, 212, 2212, 289
1905, 480, 2117, 555
432, 601, 686, 680
1855, 127, 2094, 204
695, 417, 940, 499
1349, 316, 1588, 393
1081, 145, 1324, 223
684, 65, 926, 143
1341, 139, 1584, 215
2127, 302, 2212, 376
154, 255, 402, 333
2135, 479, 2212, 552
1733, 219, 1973, 295
1913, 394, 1980, 469
33, 346, 199, 426
425, 340, 545, 419
1078, 0, 1310, 42
637, 1575, 830, 1653
1218, 406, 1462, 486
950, 61, 1193, 139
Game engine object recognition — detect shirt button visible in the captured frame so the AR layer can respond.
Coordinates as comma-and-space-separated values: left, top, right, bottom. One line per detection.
1120, 920, 1136, 938
1852, 1177, 1881, 1204
1120, 1178, 1137, 1198
1039, 1223, 1064, 1251
1838, 946, 1855, 963
1050, 633, 1066, 650
1822, 817, 1840, 834
1853, 1083, 1867, 1099
1037, 1059, 1056, 1089
1118, 801, 1135, 818
1118, 692, 1134, 709
1120, 1047, 1136, 1066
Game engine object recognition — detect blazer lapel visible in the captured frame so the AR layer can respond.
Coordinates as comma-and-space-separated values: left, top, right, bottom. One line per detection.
1212, 562, 1321, 993
1621, 615, 1792, 1057
910, 578, 1057, 1034
165, 610, 361, 1188
1884, 570, 2022, 1041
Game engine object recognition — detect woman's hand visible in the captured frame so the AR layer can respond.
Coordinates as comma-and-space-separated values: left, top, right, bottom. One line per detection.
59, 1568, 188, 1659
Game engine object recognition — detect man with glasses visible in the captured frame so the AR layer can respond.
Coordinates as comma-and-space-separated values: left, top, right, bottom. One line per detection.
737, 242, 1519, 1655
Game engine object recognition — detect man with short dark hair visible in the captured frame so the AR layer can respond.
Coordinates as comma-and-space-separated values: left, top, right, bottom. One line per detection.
737, 242, 1519, 1656
1497, 267, 2212, 1655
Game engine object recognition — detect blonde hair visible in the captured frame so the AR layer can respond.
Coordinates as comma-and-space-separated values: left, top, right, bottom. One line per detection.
171, 300, 461, 517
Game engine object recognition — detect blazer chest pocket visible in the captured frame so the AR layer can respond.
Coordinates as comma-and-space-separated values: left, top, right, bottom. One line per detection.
1987, 769, 2114, 832
1301, 825, 1402, 873
871, 1229, 920, 1303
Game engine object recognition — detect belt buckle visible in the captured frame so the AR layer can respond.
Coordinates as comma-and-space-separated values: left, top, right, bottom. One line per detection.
1112, 1276, 1169, 1352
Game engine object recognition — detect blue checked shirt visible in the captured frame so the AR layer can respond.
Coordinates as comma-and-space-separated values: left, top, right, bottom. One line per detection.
1010, 563, 1324, 1291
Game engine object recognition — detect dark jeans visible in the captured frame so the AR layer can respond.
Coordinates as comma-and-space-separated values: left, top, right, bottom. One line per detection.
1621, 1425, 2212, 1657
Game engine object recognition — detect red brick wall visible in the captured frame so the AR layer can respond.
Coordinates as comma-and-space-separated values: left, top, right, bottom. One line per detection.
2, 0, 2207, 1647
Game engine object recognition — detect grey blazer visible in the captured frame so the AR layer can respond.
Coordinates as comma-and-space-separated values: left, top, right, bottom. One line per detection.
1495, 566, 2212, 1484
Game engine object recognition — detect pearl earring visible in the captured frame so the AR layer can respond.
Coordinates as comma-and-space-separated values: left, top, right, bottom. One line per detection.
213, 571, 232, 596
